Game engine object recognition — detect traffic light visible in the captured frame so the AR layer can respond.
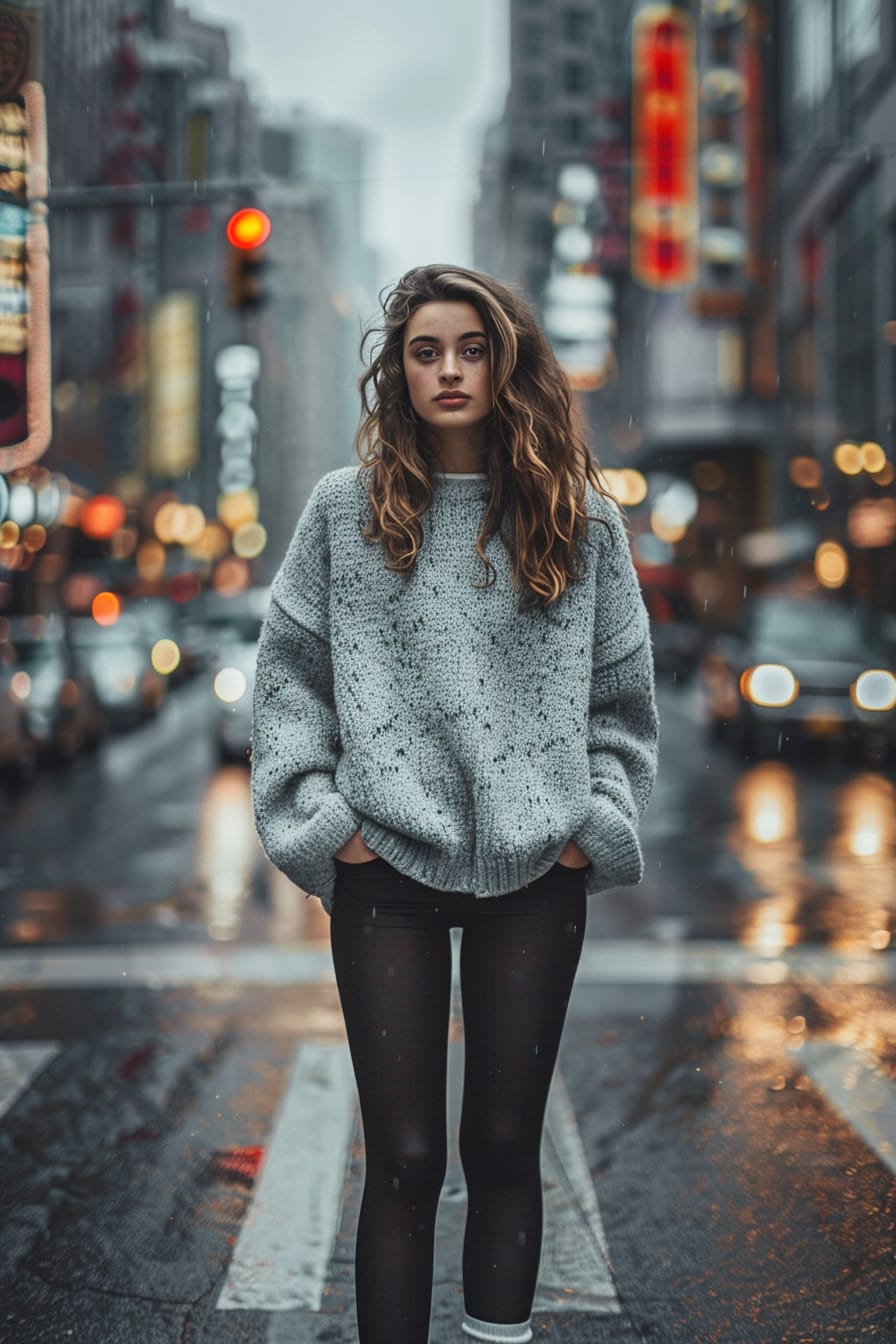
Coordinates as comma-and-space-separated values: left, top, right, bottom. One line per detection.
225, 208, 271, 311
0, 2, 50, 472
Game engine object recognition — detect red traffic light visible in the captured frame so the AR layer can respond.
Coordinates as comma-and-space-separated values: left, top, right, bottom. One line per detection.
226, 208, 272, 250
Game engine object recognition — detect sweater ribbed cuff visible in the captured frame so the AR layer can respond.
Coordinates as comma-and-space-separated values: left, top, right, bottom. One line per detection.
462, 1312, 533, 1343
573, 792, 643, 889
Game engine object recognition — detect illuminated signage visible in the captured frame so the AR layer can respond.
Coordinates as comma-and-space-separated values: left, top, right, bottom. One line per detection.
631, 5, 698, 291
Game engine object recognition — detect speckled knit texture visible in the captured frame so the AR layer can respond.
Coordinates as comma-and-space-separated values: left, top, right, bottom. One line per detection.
250, 465, 659, 914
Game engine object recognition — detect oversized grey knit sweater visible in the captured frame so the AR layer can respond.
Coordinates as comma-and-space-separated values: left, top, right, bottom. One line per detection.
251, 465, 659, 915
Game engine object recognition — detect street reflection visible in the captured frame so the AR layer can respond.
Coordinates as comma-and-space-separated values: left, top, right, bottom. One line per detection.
729, 760, 896, 959
193, 763, 330, 944
823, 774, 895, 955
729, 762, 803, 956
194, 766, 257, 941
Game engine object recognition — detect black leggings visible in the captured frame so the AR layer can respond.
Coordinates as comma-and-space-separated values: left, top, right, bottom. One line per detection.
330, 855, 588, 1344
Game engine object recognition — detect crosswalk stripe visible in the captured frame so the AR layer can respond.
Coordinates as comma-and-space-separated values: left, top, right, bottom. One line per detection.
537, 1070, 620, 1313
2, 940, 893, 988
0, 1042, 60, 1121
216, 1040, 356, 1312
796, 1040, 896, 1179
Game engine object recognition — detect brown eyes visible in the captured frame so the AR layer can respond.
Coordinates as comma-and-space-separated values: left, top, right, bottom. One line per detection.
414, 345, 486, 361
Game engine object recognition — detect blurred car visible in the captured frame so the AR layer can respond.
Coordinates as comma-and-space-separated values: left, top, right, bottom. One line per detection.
211, 638, 257, 764
204, 587, 268, 764
69, 613, 167, 729
0, 651, 37, 784
699, 593, 896, 759
5, 615, 105, 763
131, 596, 206, 685
640, 579, 703, 682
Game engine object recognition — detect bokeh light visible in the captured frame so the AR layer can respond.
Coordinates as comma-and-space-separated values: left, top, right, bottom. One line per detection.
92, 591, 122, 626
788, 456, 823, 488
214, 667, 247, 703
860, 441, 886, 473
233, 521, 268, 558
833, 441, 862, 475
814, 540, 848, 588
151, 639, 181, 676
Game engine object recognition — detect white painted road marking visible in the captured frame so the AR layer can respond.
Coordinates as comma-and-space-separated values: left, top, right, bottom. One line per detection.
1, 940, 894, 988
537, 1070, 620, 1313
0, 1042, 60, 1120
440, 1034, 619, 1319
796, 1040, 896, 1180
216, 1040, 356, 1312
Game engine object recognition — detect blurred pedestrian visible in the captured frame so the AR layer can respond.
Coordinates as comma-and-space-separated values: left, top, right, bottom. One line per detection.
251, 263, 659, 1343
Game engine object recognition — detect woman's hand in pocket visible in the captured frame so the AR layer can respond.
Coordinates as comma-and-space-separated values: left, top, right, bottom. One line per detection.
335, 830, 379, 863
556, 838, 590, 868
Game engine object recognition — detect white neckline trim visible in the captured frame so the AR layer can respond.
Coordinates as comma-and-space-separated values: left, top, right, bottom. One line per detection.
432, 471, 488, 479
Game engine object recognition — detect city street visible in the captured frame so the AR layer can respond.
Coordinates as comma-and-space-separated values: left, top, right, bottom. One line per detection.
1, 676, 894, 1343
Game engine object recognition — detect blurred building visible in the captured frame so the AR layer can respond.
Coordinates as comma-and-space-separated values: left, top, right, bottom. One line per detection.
23, 0, 368, 611
776, 0, 896, 612
474, 0, 781, 628
256, 105, 378, 477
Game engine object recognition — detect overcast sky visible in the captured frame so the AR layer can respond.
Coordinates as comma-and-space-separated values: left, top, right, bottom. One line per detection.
192, 0, 509, 290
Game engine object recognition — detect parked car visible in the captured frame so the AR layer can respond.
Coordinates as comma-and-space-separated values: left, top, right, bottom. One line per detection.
202, 587, 268, 764
131, 596, 206, 685
69, 612, 166, 729
211, 636, 257, 764
699, 593, 896, 760
5, 615, 105, 763
0, 647, 37, 785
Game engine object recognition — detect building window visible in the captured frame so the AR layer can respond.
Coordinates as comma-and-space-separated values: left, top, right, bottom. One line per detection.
527, 213, 552, 248
562, 61, 589, 96
528, 159, 552, 191
519, 22, 545, 60
836, 0, 880, 67
834, 174, 877, 438
521, 74, 545, 106
562, 8, 589, 46
557, 114, 585, 147
791, 0, 832, 108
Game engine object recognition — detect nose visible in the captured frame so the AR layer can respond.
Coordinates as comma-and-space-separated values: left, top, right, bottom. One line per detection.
439, 353, 462, 382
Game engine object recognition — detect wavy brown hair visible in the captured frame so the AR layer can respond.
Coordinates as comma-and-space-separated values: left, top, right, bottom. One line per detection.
354, 263, 615, 611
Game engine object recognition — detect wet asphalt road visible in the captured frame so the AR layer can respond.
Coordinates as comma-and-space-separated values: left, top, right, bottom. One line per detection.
0, 674, 895, 1343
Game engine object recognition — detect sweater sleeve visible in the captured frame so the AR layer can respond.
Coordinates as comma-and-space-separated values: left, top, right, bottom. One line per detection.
572, 500, 659, 887
250, 478, 362, 899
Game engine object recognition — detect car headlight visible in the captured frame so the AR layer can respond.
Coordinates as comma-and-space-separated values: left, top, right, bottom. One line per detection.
851, 669, 896, 712
740, 663, 799, 708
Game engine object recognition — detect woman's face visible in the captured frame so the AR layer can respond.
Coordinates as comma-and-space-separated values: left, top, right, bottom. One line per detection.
402, 300, 493, 440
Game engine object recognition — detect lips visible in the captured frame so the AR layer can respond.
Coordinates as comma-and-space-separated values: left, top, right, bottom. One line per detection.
435, 393, 470, 403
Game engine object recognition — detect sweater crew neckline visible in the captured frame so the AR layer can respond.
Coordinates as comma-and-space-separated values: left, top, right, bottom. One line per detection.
432, 471, 488, 479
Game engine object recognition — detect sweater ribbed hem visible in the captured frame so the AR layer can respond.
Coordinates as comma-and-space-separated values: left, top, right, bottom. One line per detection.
358, 822, 568, 897
461, 1312, 532, 1343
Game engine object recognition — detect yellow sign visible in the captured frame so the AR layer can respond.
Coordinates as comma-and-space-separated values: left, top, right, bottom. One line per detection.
146, 291, 200, 478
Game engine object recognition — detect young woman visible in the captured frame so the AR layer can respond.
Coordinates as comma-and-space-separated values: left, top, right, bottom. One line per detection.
251, 264, 659, 1344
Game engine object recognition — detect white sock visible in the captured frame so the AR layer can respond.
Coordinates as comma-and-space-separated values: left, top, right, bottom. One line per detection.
461, 1311, 533, 1343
